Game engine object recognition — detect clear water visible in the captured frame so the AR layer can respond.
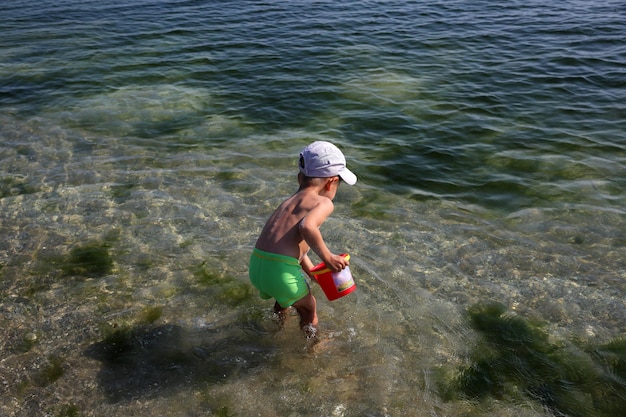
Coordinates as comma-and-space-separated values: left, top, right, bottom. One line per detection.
1, 0, 625, 416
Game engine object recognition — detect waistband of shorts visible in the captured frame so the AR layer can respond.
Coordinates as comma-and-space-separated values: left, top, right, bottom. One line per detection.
252, 248, 300, 266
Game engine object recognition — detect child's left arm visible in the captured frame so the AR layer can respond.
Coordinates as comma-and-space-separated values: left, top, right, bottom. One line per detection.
300, 254, 315, 281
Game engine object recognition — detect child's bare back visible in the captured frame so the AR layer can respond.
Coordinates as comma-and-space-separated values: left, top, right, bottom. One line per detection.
255, 177, 336, 267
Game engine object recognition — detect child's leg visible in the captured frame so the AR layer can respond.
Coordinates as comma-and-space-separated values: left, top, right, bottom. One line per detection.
292, 292, 318, 338
273, 301, 289, 327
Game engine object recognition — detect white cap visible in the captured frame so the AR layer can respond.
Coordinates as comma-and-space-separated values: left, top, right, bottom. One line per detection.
298, 141, 357, 185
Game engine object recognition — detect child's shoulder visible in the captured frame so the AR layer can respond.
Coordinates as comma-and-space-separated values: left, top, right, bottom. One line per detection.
295, 188, 331, 204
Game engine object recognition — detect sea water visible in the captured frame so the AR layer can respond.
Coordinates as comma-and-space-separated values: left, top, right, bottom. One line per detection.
1, 0, 625, 416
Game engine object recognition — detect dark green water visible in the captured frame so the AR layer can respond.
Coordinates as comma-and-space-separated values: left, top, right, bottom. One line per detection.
1, 0, 625, 416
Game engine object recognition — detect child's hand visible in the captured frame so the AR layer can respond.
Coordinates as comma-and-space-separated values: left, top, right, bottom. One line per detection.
326, 254, 349, 272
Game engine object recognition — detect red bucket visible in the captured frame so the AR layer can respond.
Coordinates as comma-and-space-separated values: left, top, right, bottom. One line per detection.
310, 254, 356, 301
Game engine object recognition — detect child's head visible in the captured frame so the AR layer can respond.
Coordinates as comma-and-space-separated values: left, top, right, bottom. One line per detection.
298, 141, 357, 185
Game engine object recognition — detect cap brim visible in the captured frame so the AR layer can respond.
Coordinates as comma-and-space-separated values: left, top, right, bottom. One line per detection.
339, 168, 357, 185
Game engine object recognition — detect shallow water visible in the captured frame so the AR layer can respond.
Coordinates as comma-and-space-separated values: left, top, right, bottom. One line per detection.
1, 0, 625, 416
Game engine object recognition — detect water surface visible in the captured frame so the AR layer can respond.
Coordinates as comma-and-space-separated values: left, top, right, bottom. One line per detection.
1, 0, 625, 416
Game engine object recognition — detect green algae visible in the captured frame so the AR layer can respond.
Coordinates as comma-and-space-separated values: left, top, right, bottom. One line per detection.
191, 261, 254, 306
215, 406, 234, 417
350, 192, 391, 220
35, 355, 65, 387
195, 391, 238, 417
63, 243, 113, 276
57, 403, 79, 417
441, 302, 626, 417
192, 261, 223, 286
31, 241, 115, 282
0, 176, 38, 198
218, 282, 253, 306
139, 306, 164, 324
591, 338, 626, 375
215, 170, 243, 182
110, 183, 134, 202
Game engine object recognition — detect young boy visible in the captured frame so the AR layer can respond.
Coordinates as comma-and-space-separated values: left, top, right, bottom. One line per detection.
249, 141, 357, 338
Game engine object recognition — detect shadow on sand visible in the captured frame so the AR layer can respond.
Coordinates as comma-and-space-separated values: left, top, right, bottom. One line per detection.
84, 320, 276, 403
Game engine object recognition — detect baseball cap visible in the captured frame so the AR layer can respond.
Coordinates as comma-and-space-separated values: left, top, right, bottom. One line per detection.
298, 141, 357, 185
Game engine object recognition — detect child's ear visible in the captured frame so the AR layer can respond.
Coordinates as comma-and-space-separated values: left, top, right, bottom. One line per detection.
325, 177, 339, 190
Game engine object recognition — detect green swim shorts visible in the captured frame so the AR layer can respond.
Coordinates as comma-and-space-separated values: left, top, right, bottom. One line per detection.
249, 248, 309, 308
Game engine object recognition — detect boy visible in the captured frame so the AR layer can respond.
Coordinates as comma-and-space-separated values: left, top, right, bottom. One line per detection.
249, 141, 357, 338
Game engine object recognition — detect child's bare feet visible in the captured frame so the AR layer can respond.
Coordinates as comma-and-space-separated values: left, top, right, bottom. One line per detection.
302, 323, 323, 351
302, 323, 318, 340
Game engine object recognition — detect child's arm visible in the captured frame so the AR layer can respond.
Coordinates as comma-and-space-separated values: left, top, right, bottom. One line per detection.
299, 199, 348, 272
300, 253, 315, 280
